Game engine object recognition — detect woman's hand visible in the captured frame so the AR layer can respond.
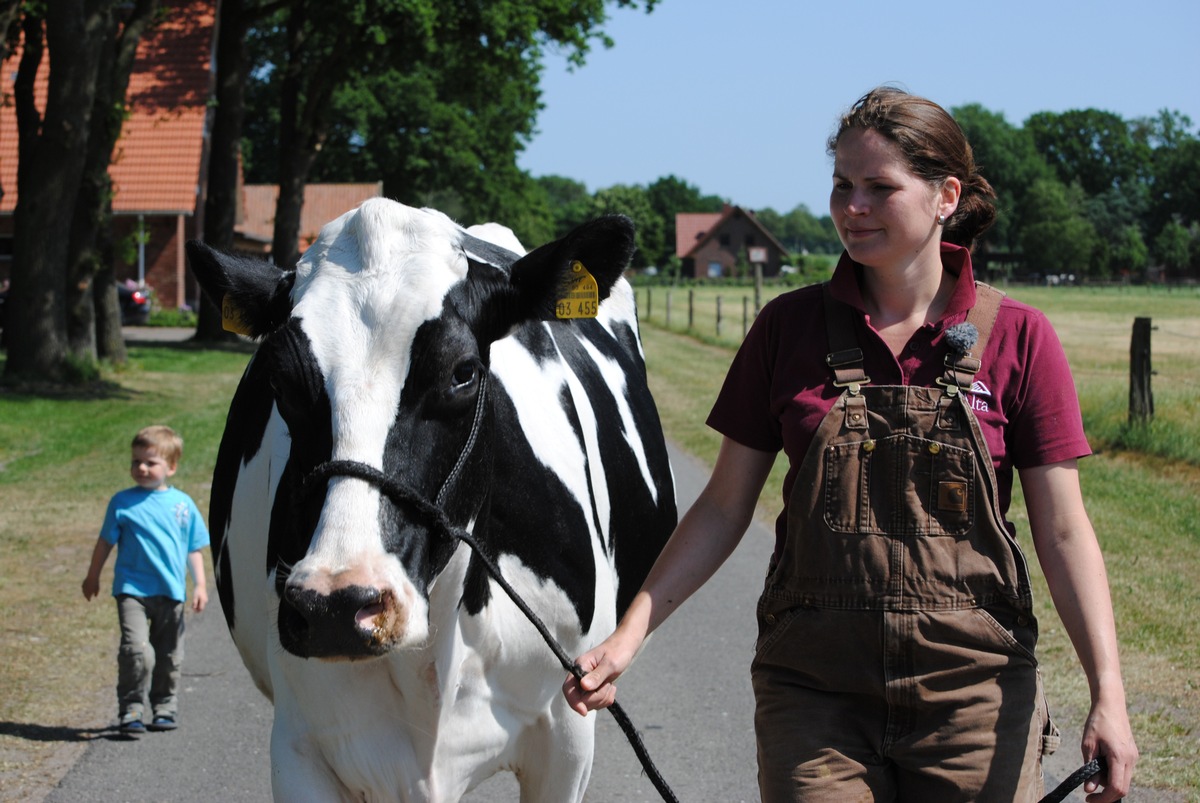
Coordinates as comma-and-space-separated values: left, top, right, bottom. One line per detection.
1081, 695, 1138, 802
562, 630, 642, 716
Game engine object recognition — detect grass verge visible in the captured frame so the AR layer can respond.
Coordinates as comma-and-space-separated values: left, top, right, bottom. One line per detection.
0, 336, 253, 800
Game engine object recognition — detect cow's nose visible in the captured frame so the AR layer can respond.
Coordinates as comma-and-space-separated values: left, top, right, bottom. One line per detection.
278, 583, 394, 659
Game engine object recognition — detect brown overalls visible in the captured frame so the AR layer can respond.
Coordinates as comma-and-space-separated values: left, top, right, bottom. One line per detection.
751, 284, 1059, 802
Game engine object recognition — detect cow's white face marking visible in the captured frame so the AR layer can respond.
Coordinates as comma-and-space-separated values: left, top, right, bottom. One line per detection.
281, 201, 479, 640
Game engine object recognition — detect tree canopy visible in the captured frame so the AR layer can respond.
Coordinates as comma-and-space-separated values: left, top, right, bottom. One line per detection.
3, 0, 1199, 384
239, 0, 658, 267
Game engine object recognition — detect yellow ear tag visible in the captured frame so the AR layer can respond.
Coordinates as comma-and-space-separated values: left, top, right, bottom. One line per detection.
555, 261, 599, 319
221, 294, 254, 335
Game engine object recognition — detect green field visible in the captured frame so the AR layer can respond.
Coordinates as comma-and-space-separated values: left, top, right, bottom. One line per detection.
1, 284, 1197, 797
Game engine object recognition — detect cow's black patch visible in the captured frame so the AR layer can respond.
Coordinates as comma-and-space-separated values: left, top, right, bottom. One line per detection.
211, 318, 333, 625
209, 352, 274, 630
261, 322, 333, 597
457, 376, 599, 625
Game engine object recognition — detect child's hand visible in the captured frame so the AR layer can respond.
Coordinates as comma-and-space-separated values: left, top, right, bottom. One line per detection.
81, 576, 99, 601
192, 585, 209, 613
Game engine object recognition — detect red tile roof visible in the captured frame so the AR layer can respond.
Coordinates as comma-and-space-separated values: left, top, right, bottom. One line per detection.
0, 0, 216, 215
675, 212, 722, 258
240, 183, 385, 251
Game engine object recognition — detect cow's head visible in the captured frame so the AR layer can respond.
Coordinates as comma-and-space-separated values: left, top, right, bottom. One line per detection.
189, 200, 635, 660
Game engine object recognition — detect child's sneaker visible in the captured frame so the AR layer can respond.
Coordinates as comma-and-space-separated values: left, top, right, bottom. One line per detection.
119, 713, 145, 737
148, 715, 177, 732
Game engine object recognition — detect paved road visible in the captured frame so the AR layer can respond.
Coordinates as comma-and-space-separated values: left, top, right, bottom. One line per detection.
47, 436, 1145, 802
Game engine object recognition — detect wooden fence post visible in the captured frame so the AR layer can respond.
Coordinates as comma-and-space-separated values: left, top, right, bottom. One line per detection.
753, 262, 763, 315
1129, 316, 1154, 423
743, 296, 749, 337
688, 289, 694, 330
666, 290, 672, 328
716, 295, 722, 337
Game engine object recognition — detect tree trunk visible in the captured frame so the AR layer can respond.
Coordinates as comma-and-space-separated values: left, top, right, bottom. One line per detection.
194, 0, 252, 342
64, 6, 116, 363
66, 0, 160, 362
271, 8, 308, 272
271, 3, 343, 272
94, 253, 127, 363
5, 6, 107, 380
0, 1, 19, 60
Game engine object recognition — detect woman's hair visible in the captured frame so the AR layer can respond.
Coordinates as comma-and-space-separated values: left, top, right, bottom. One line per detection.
827, 86, 996, 250
133, 425, 183, 467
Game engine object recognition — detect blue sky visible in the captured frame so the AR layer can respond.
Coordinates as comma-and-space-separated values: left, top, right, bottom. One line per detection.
517, 0, 1200, 217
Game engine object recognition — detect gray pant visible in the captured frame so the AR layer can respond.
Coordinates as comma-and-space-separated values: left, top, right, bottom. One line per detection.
116, 594, 184, 720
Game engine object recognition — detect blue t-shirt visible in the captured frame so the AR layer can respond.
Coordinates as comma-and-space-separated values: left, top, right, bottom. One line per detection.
99, 486, 210, 602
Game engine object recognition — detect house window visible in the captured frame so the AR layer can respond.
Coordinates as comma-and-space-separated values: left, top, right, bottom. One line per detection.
744, 234, 756, 245
707, 261, 723, 278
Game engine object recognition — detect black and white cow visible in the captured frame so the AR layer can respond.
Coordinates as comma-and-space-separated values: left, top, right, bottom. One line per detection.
187, 199, 676, 801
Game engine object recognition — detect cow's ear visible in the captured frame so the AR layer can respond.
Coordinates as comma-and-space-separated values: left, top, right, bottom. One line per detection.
186, 240, 295, 338
506, 215, 635, 321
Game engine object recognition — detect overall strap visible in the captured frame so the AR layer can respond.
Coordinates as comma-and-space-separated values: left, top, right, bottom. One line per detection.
822, 283, 870, 391
939, 281, 1005, 393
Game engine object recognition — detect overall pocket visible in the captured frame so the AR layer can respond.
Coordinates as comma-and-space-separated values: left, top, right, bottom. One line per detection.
822, 433, 976, 537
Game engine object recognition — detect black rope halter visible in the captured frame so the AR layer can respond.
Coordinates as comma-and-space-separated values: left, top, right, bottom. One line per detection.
301, 373, 680, 803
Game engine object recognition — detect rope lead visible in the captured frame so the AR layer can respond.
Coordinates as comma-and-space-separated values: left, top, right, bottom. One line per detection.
1039, 756, 1118, 803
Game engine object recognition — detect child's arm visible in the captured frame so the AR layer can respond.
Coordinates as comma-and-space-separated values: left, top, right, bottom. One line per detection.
81, 538, 114, 601
188, 549, 208, 612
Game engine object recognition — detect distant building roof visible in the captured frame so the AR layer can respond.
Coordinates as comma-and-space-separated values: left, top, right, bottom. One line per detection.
239, 183, 385, 251
0, 0, 216, 215
676, 204, 790, 259
675, 212, 723, 258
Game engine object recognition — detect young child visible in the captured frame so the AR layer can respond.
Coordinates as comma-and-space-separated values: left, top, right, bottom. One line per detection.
82, 425, 210, 736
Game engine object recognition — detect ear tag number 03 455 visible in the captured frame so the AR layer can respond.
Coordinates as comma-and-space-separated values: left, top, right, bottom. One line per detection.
555, 261, 599, 320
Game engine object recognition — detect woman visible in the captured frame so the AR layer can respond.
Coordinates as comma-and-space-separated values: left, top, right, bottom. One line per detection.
563, 87, 1137, 802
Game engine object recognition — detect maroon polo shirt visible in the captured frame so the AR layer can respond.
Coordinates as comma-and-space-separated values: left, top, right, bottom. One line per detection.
707, 244, 1090, 555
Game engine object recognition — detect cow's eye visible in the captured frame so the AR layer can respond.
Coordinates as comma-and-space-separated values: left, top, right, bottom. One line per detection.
449, 360, 479, 393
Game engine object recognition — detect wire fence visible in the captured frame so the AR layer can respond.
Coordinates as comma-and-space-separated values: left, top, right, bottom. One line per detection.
637, 286, 782, 350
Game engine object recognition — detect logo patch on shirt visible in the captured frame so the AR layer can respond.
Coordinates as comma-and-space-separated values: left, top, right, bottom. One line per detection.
175, 502, 191, 527
968, 380, 992, 412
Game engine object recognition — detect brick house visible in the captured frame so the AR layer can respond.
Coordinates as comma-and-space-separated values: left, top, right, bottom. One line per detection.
675, 204, 789, 279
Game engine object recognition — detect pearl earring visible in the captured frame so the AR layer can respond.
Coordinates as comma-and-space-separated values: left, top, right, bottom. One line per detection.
936, 214, 946, 226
